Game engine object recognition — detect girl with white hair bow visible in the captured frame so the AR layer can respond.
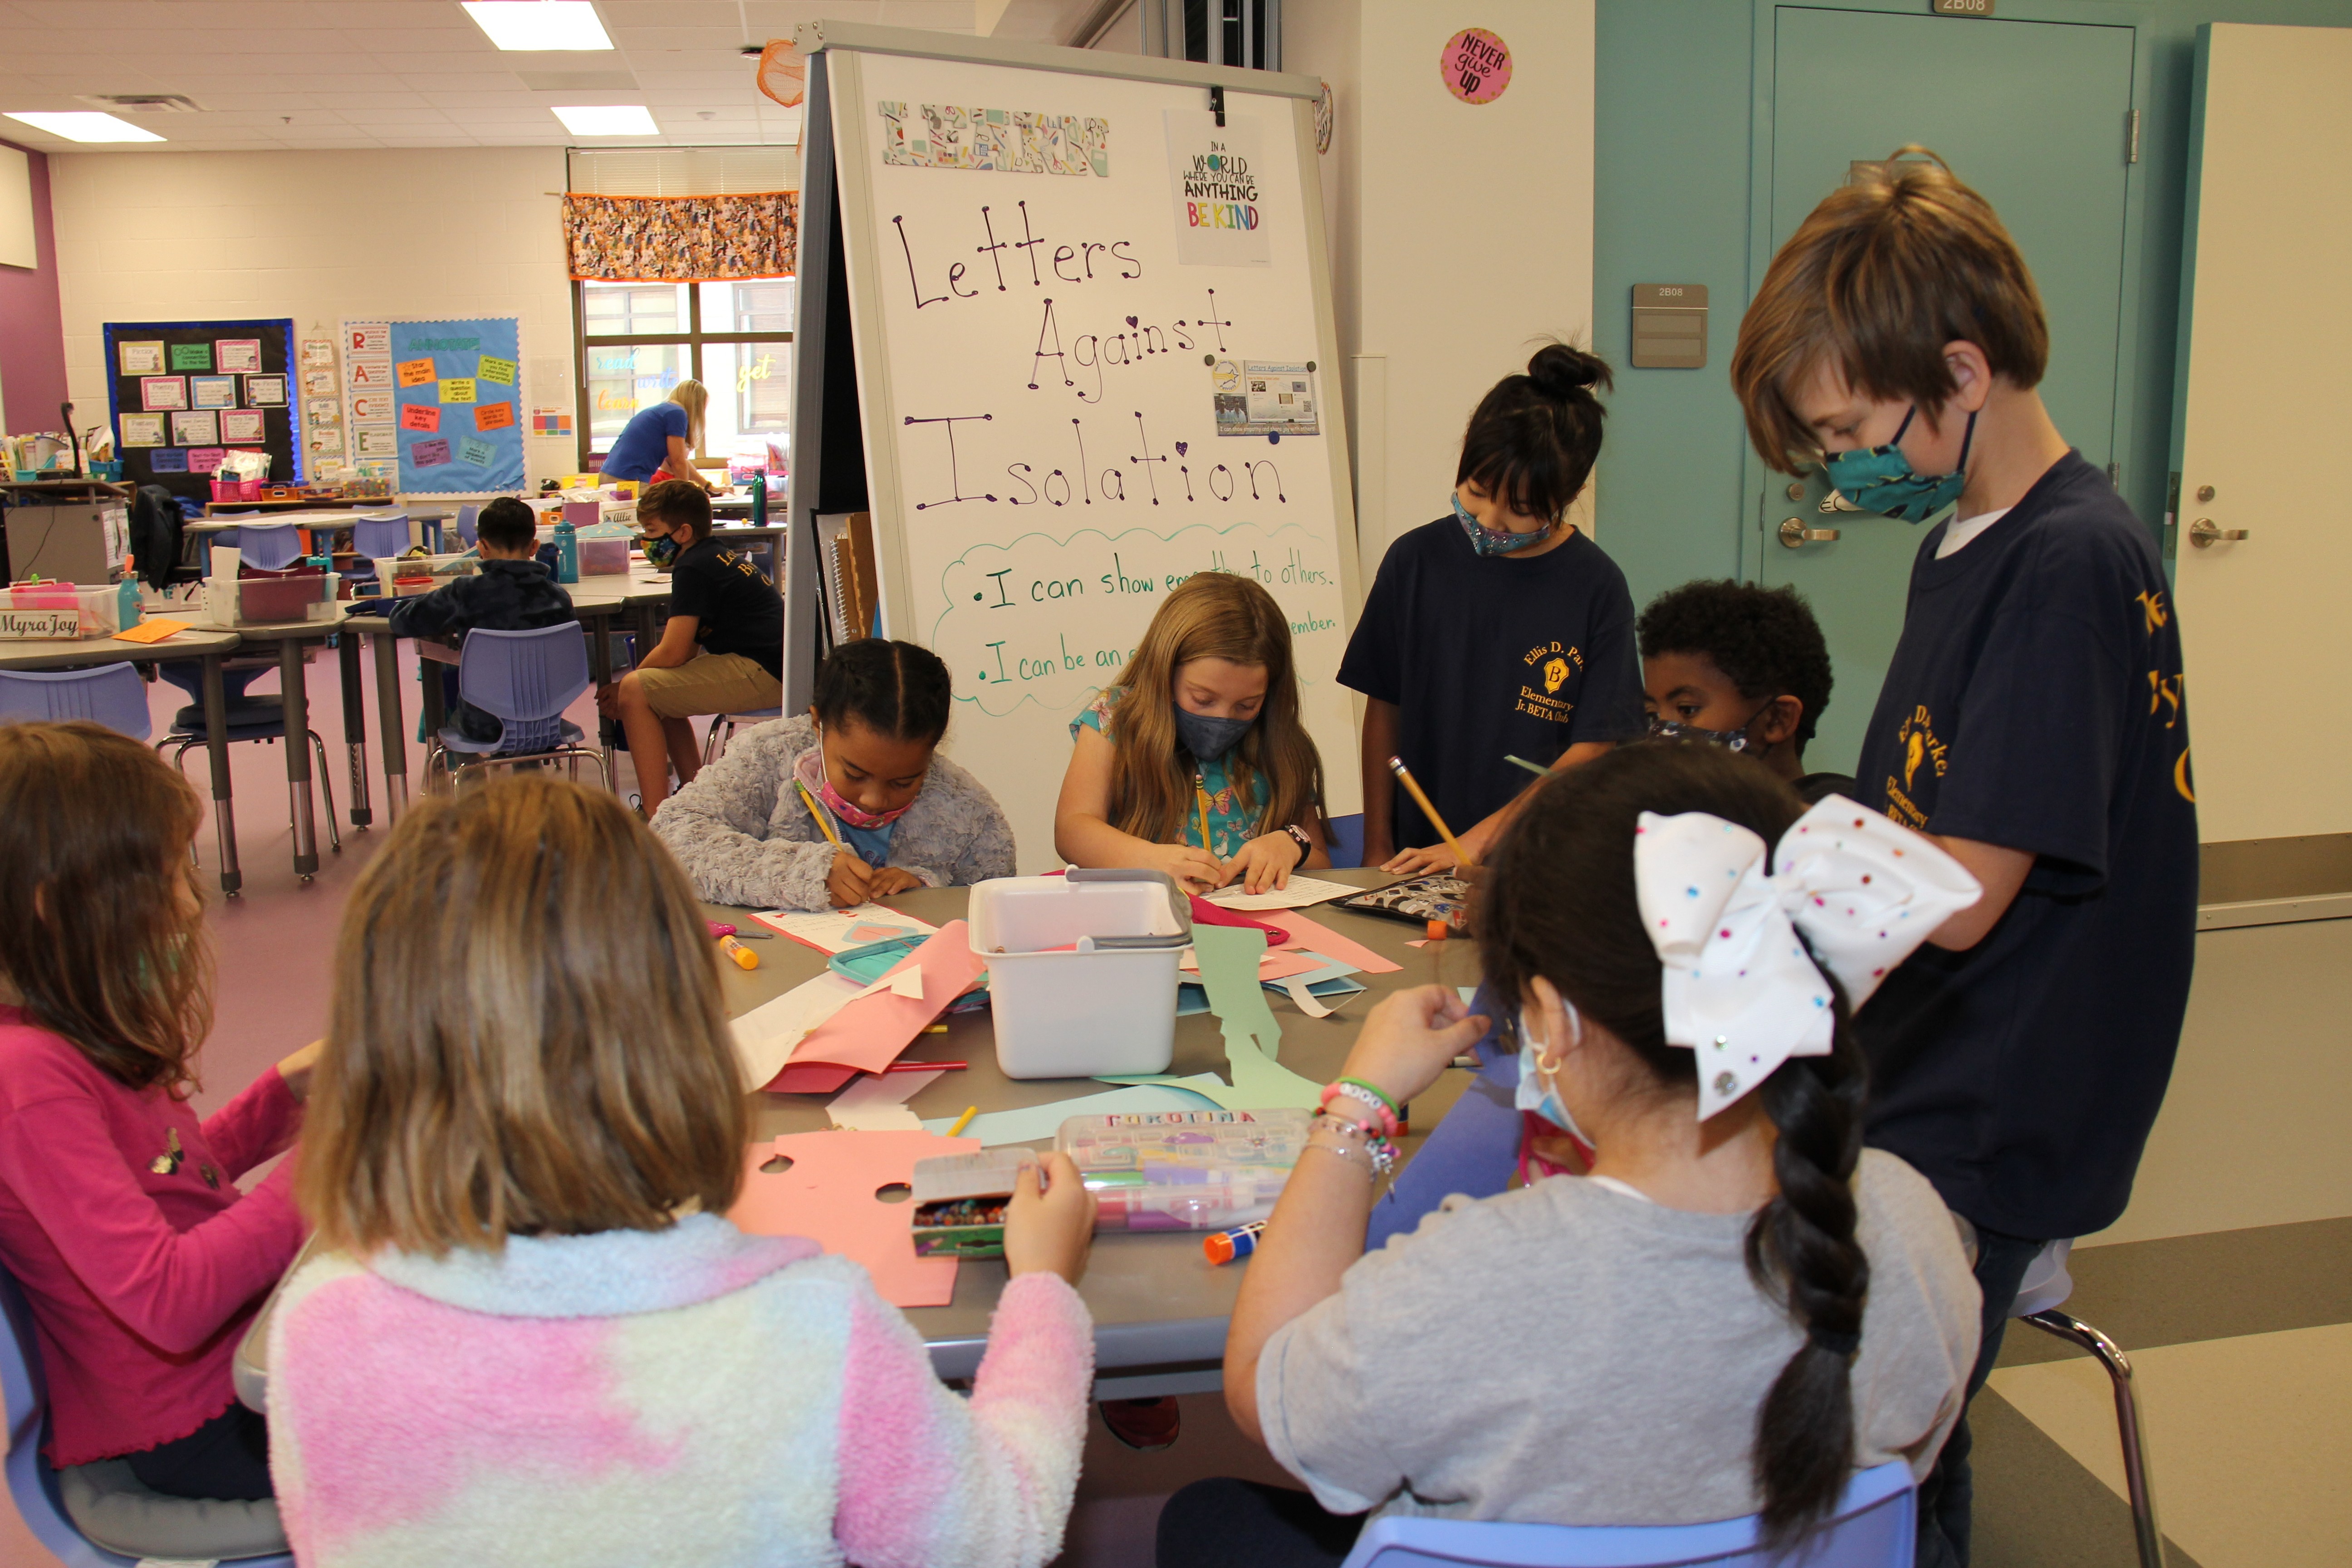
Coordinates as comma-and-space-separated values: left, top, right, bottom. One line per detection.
1168, 745, 1990, 1567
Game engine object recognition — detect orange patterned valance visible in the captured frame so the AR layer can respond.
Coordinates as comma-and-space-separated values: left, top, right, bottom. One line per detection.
561, 191, 799, 283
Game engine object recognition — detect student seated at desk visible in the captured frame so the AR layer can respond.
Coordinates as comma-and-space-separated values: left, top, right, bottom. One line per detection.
273, 777, 1099, 1568
654, 637, 1016, 910
1162, 745, 1985, 1567
365, 496, 574, 748
0, 723, 318, 1502
600, 479, 784, 815
1638, 579, 1853, 805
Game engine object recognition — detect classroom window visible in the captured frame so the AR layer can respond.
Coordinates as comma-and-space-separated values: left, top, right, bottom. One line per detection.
572, 275, 793, 471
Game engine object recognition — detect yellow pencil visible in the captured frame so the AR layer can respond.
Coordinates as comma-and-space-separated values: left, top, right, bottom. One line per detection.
1194, 772, 1216, 857
1387, 756, 1470, 867
795, 780, 848, 851
948, 1105, 979, 1138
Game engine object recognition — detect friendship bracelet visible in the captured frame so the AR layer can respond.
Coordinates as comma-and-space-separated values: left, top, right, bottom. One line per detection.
1309, 1117, 1399, 1179
1323, 1080, 1401, 1139
1338, 1076, 1400, 1116
1314, 1102, 1383, 1139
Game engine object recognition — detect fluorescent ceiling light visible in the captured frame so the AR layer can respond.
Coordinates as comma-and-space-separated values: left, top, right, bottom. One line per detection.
462, 1, 612, 51
552, 104, 659, 136
4, 111, 165, 143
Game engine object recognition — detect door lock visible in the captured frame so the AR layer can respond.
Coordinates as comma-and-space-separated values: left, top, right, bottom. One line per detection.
1778, 517, 1842, 549
2188, 517, 2248, 549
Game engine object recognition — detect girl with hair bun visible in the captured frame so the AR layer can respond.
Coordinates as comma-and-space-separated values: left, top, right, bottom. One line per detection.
1340, 342, 1647, 872
1161, 745, 1985, 1565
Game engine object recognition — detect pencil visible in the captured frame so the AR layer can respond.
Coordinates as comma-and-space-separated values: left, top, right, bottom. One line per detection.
795, 780, 848, 852
1194, 772, 1216, 857
1504, 753, 1550, 777
948, 1105, 979, 1137
1387, 756, 1470, 867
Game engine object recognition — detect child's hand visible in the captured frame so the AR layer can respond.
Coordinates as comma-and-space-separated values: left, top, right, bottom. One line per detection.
1227, 832, 1303, 894
867, 866, 924, 898
1004, 1151, 1097, 1284
1382, 843, 1468, 876
1338, 986, 1489, 1109
1153, 842, 1227, 894
827, 850, 876, 908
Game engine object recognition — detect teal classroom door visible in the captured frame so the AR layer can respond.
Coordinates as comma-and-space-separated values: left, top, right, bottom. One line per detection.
1758, 6, 2134, 775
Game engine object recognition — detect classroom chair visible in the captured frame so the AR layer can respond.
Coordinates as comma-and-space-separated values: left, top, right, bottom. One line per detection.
700, 706, 784, 765
0, 664, 152, 743
158, 699, 342, 862
1326, 812, 1365, 869
2011, 1240, 2165, 1568
454, 503, 480, 549
425, 623, 608, 792
229, 522, 302, 572
1338, 1459, 1915, 1568
0, 1258, 291, 1566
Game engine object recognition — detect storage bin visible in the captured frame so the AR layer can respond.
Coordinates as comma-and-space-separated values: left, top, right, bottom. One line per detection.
577, 522, 635, 575
968, 869, 1191, 1079
0, 582, 136, 640
1059, 1108, 1311, 1230
372, 554, 477, 597
201, 572, 340, 627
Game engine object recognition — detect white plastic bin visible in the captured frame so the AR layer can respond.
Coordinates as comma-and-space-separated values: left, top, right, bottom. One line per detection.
969, 869, 1192, 1079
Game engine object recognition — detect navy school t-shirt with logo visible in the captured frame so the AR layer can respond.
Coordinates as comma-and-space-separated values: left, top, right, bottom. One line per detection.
1338, 519, 1645, 848
669, 536, 785, 679
1854, 451, 2197, 1242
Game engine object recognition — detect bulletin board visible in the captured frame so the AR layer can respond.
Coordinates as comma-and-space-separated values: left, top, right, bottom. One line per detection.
389, 317, 525, 493
101, 317, 299, 505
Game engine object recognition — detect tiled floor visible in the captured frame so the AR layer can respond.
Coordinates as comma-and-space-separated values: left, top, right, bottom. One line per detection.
4, 661, 2347, 1565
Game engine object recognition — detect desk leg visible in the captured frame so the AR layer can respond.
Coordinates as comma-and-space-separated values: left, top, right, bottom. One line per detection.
337, 632, 372, 827
370, 630, 409, 820
280, 638, 319, 879
586, 615, 618, 791
419, 647, 447, 788
201, 651, 241, 898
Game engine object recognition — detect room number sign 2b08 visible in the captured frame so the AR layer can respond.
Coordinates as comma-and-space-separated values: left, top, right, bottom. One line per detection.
1932, 0, 1993, 15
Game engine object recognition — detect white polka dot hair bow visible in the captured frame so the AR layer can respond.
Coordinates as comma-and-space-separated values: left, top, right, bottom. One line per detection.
1634, 796, 1982, 1120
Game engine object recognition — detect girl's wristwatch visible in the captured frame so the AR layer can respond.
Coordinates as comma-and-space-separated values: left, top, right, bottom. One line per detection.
1284, 823, 1313, 861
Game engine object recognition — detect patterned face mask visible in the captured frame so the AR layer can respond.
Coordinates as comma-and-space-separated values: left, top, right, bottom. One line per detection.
1452, 492, 1553, 556
1645, 704, 1773, 755
644, 533, 680, 567
1820, 407, 1977, 524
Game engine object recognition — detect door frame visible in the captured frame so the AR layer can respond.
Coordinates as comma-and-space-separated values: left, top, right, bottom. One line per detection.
1737, 0, 2159, 583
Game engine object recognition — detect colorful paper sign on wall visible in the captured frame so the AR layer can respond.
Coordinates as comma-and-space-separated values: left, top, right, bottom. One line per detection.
300, 338, 337, 370
477, 355, 517, 385
191, 376, 238, 409
118, 341, 164, 375
215, 340, 262, 373
392, 318, 524, 493
1441, 27, 1512, 103
220, 410, 266, 444
348, 323, 388, 357
140, 377, 188, 411
171, 410, 219, 446
148, 448, 187, 473
532, 408, 573, 436
118, 414, 165, 447
185, 446, 225, 473
245, 376, 286, 406
1163, 108, 1272, 268
169, 343, 212, 372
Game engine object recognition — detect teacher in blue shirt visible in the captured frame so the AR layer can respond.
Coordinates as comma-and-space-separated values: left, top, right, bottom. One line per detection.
602, 380, 717, 493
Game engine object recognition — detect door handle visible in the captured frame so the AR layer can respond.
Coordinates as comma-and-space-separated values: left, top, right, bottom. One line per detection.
2188, 517, 2248, 549
1779, 517, 1842, 549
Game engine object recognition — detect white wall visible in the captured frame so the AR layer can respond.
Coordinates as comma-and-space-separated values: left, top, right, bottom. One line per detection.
48, 147, 579, 490
1284, 0, 1596, 583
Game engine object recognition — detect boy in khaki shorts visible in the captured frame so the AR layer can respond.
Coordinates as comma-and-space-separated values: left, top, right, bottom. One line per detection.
599, 480, 784, 813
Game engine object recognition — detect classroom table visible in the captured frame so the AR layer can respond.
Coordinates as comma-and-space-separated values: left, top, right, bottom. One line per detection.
0, 627, 247, 895
182, 508, 450, 568
233, 870, 1475, 1407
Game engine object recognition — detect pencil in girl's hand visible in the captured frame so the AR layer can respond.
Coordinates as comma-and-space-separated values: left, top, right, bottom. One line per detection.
1193, 771, 1216, 858
1387, 757, 1470, 867
795, 780, 852, 854
1504, 754, 1550, 778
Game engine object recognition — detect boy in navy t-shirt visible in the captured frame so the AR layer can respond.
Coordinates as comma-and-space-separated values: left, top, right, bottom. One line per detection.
1732, 152, 2196, 1566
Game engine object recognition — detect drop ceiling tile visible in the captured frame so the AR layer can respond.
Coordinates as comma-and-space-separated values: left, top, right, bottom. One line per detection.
397, 74, 534, 93
598, 1, 745, 25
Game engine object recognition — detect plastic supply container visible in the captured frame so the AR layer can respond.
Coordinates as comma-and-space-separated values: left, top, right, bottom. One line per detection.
201, 572, 340, 627
1058, 1108, 1311, 1231
576, 521, 636, 576
372, 554, 478, 597
0, 582, 138, 640
967, 869, 1190, 1079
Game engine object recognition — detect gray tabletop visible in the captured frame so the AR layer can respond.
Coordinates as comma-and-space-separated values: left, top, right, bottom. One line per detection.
0, 626, 243, 671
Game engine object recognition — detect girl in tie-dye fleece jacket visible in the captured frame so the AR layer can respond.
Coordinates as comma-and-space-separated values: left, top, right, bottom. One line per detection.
271, 774, 1099, 1568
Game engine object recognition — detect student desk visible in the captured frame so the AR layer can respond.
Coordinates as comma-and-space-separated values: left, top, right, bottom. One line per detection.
182, 508, 451, 568
233, 872, 1478, 1407
0, 627, 247, 894
223, 609, 375, 882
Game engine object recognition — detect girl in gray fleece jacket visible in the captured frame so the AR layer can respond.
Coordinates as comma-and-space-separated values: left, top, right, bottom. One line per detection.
651, 640, 1015, 910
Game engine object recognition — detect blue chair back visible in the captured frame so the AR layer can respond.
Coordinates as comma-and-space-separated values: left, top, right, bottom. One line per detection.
458, 624, 591, 755
350, 512, 411, 560
235, 524, 301, 572
1339, 1461, 1916, 1568
455, 505, 480, 548
0, 665, 152, 742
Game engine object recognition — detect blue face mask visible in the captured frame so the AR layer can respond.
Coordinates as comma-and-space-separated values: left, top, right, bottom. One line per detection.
1513, 1003, 1593, 1148
1453, 492, 1553, 557
1173, 706, 1253, 762
1819, 407, 1977, 524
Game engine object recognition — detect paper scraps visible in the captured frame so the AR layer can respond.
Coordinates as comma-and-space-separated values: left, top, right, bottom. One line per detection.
828, 1068, 943, 1131
753, 902, 941, 956
1203, 874, 1358, 912
731, 1128, 977, 1308
769, 922, 977, 1093
1271, 913, 1402, 975
1188, 923, 1325, 1110
920, 1080, 1226, 1146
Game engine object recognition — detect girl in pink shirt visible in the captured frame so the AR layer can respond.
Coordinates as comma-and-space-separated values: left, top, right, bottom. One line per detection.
272, 775, 1102, 1567
0, 721, 318, 1499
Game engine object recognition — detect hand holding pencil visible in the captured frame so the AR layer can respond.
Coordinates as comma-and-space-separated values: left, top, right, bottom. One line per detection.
1381, 757, 1474, 876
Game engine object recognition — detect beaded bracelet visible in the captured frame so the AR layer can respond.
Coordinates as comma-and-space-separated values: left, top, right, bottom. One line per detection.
1309, 1112, 1399, 1178
1322, 1079, 1401, 1139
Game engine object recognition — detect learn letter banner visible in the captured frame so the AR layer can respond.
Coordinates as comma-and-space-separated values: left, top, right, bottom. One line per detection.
392, 318, 524, 492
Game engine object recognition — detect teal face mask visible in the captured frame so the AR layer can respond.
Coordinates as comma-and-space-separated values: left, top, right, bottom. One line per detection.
1453, 492, 1553, 556
1820, 407, 1976, 524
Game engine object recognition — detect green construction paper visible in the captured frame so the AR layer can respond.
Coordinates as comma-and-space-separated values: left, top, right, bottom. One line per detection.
1191, 923, 1325, 1110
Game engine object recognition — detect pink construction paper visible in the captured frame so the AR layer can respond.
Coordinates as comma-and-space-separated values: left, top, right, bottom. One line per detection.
1271, 913, 1403, 975
770, 921, 981, 1086
1181, 946, 1323, 980
731, 1128, 980, 1308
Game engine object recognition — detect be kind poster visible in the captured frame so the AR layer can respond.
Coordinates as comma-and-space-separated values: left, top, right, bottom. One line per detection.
391, 318, 524, 493
1163, 109, 1270, 267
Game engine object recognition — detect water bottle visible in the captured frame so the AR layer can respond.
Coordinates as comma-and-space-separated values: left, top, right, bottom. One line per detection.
750, 471, 767, 527
554, 516, 579, 584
